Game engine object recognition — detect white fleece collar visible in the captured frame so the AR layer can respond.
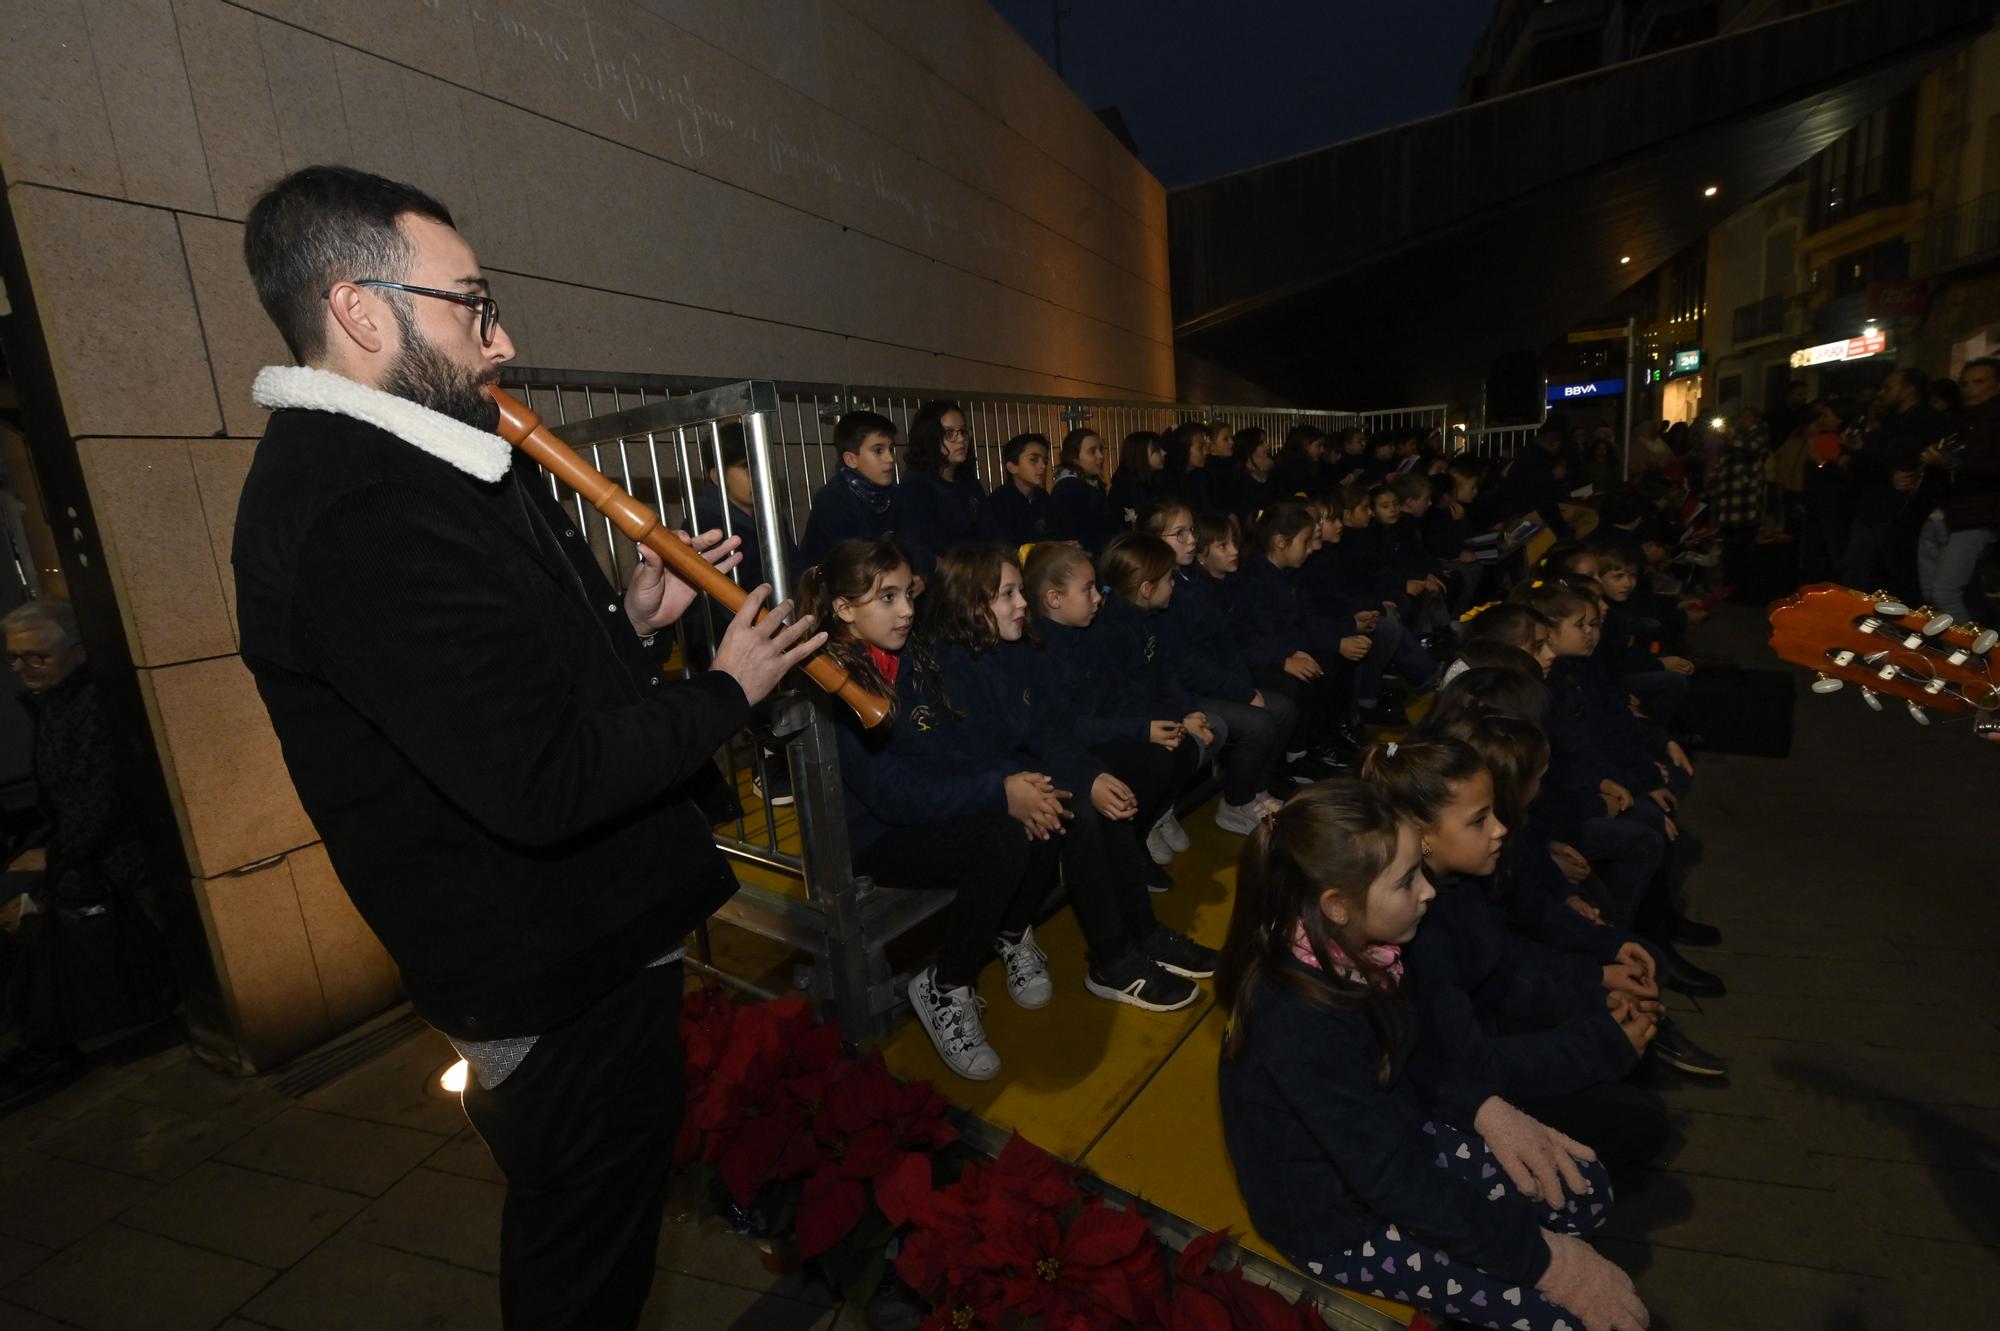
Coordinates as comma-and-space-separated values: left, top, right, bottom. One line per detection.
252, 365, 513, 484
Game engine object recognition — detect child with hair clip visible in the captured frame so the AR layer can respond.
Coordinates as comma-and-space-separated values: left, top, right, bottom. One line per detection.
1217, 781, 1649, 1331
1367, 735, 1683, 1160
799, 410, 908, 569
1509, 582, 1722, 1000
1139, 505, 1298, 825
1224, 502, 1378, 768
805, 540, 1059, 1081
899, 399, 985, 571
1022, 541, 1213, 875
923, 545, 1217, 1010
979, 433, 1053, 548
1047, 427, 1116, 554
1418, 705, 1726, 1081
1109, 430, 1165, 527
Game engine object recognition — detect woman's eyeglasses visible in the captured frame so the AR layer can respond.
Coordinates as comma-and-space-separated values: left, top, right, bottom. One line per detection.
323, 280, 502, 344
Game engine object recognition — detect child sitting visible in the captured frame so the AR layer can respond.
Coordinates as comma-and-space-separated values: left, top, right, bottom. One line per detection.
799, 410, 907, 569
1139, 505, 1297, 826
923, 545, 1216, 1010
1233, 427, 1279, 519
898, 399, 985, 571
808, 539, 1056, 1081
1443, 604, 1554, 685
979, 433, 1053, 548
1587, 539, 1692, 727
1047, 427, 1116, 554
1022, 541, 1213, 877
1109, 430, 1165, 526
1216, 781, 1648, 1331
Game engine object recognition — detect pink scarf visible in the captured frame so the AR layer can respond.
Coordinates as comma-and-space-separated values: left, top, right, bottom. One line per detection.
1290, 923, 1404, 988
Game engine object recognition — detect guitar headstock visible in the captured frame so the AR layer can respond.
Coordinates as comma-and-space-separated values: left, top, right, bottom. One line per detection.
1768, 583, 2000, 726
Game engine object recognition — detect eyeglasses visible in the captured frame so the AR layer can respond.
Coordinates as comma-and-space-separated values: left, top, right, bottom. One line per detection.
324, 280, 502, 344
943, 428, 972, 441
7, 651, 51, 667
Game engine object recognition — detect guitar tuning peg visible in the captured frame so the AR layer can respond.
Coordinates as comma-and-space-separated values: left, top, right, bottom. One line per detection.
1906, 700, 1932, 725
1874, 598, 1911, 617
1810, 673, 1845, 694
1861, 687, 1884, 711
1973, 628, 1998, 655
1922, 612, 1954, 636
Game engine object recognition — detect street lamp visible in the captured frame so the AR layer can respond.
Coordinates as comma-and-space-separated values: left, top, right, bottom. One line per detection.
1703, 185, 1720, 198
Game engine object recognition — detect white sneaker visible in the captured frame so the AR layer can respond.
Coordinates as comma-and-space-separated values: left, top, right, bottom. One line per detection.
907, 967, 1000, 1081
995, 928, 1053, 1009
1214, 797, 1264, 835
1251, 792, 1285, 817
1145, 816, 1177, 865
1159, 810, 1191, 853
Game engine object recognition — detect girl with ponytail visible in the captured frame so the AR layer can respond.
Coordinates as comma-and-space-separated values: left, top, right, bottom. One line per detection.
1217, 782, 1650, 1331
1362, 737, 1672, 1179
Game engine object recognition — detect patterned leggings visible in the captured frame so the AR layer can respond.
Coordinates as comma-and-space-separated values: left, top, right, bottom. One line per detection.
1299, 1121, 1614, 1331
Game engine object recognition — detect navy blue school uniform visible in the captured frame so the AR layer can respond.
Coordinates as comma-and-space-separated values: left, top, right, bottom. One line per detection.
899, 469, 985, 571
1107, 470, 1160, 528
978, 481, 1051, 549
924, 641, 1106, 800
1159, 568, 1259, 704
1533, 669, 1622, 844
1046, 470, 1116, 554
1032, 616, 1167, 746
1219, 965, 1553, 1289
1220, 552, 1345, 673
1423, 502, 1479, 562
1233, 471, 1279, 522
835, 652, 1015, 854
1271, 452, 1318, 501
1204, 463, 1242, 517
1374, 518, 1441, 581
1091, 595, 1198, 722
1406, 873, 1637, 1105
1299, 546, 1378, 632
798, 467, 903, 569
692, 488, 797, 603
1158, 467, 1211, 515
1504, 823, 1664, 971
1498, 445, 1573, 541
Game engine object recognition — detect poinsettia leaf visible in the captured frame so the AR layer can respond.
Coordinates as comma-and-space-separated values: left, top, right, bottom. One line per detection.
839, 1124, 904, 1179
1171, 1287, 1235, 1331
1062, 1200, 1153, 1266
796, 1174, 866, 1258
874, 1151, 932, 1227
1178, 1227, 1233, 1279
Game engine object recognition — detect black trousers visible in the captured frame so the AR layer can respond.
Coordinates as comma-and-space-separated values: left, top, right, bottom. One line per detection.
461, 960, 685, 1330
854, 810, 1053, 990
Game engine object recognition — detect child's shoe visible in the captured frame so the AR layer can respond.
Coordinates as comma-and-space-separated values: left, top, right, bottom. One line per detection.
1084, 952, 1198, 1011
1145, 817, 1177, 865
1157, 810, 1191, 853
907, 967, 1000, 1080
1214, 796, 1266, 835
1140, 923, 1218, 979
994, 928, 1052, 1009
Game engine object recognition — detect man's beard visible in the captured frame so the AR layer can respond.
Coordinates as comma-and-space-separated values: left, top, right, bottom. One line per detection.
381, 303, 501, 433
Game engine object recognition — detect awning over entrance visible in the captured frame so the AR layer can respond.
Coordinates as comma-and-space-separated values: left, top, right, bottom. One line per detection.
1169, 0, 1999, 407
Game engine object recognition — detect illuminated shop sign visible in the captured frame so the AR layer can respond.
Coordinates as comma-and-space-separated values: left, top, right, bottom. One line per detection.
1671, 350, 1702, 376
1547, 378, 1626, 402
1790, 329, 1888, 369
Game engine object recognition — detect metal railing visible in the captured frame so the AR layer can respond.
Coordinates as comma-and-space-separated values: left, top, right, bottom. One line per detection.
499, 367, 1445, 1039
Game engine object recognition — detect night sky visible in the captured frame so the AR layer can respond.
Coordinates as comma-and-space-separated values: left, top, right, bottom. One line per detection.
989, 0, 1499, 189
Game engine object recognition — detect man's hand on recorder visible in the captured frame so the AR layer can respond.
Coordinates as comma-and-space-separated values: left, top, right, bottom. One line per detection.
710, 585, 827, 705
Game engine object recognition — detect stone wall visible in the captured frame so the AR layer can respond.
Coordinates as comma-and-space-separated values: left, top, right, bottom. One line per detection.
0, 0, 1170, 1068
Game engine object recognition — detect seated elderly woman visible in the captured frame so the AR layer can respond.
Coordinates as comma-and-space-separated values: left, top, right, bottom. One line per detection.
1, 599, 175, 1108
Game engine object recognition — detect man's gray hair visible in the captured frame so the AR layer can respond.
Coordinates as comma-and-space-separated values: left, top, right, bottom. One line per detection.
2, 598, 79, 644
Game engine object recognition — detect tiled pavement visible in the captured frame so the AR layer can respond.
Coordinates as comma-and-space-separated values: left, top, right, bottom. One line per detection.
0, 606, 1994, 1329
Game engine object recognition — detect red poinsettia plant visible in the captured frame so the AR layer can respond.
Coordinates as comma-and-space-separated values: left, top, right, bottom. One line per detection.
677, 984, 957, 1298
679, 985, 1329, 1329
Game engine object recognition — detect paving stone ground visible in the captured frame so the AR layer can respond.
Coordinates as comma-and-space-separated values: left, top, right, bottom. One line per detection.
0, 607, 1991, 1329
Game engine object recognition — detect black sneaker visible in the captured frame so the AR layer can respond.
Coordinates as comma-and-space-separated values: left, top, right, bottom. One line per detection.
1084, 951, 1198, 1011
1146, 863, 1175, 895
1651, 1017, 1727, 1078
751, 763, 794, 809
1141, 924, 1218, 979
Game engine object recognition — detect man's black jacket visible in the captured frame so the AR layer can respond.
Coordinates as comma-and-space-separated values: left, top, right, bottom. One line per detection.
232, 369, 746, 1040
